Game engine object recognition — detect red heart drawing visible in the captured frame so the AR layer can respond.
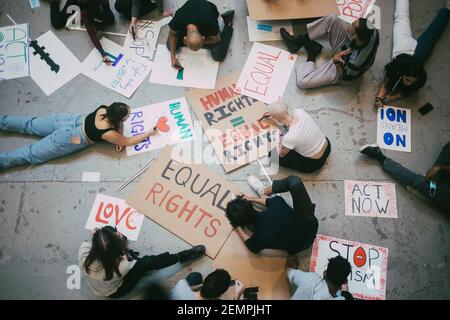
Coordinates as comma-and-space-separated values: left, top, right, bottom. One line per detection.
156, 116, 170, 132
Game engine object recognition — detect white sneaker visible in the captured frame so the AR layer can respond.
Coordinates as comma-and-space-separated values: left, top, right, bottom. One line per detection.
259, 155, 271, 167
247, 175, 267, 198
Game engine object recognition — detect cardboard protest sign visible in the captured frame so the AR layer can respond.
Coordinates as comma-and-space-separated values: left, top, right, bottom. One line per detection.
124, 97, 195, 156
337, 0, 376, 24
29, 31, 81, 96
186, 72, 279, 172
377, 106, 411, 152
235, 43, 296, 104
344, 181, 398, 218
246, 17, 293, 42
123, 17, 172, 61
310, 234, 388, 300
214, 231, 290, 300
126, 146, 237, 258
0, 24, 30, 81
247, 0, 339, 21
86, 194, 144, 241
82, 37, 152, 98
149, 44, 219, 89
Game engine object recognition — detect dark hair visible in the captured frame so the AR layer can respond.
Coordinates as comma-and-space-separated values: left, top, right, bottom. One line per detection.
84, 226, 128, 281
100, 102, 129, 130
200, 269, 231, 299
385, 54, 423, 79
225, 198, 258, 229
356, 18, 374, 43
325, 256, 352, 287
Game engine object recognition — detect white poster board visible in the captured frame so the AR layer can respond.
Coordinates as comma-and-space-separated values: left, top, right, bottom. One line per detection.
377, 106, 411, 152
310, 234, 388, 300
149, 44, 219, 89
85, 194, 144, 241
337, 0, 376, 24
235, 42, 297, 104
122, 17, 172, 61
30, 31, 81, 96
0, 23, 30, 81
124, 97, 195, 156
82, 37, 152, 98
344, 181, 398, 218
246, 17, 293, 42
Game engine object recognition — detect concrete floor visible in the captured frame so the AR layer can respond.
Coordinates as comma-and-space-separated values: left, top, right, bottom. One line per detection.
0, 0, 449, 300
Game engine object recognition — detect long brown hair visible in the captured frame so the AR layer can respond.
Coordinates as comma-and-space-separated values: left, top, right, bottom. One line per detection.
100, 102, 130, 130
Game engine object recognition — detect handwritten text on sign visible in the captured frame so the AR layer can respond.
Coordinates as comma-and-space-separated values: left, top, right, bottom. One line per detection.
344, 181, 397, 218
377, 106, 411, 152
235, 42, 296, 104
0, 24, 30, 81
127, 147, 237, 258
310, 234, 388, 300
85, 194, 144, 241
337, 0, 376, 23
124, 97, 195, 156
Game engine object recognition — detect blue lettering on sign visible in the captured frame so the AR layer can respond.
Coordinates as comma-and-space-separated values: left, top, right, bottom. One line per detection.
380, 107, 408, 147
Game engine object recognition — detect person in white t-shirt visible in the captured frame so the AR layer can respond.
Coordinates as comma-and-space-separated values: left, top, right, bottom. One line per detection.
262, 101, 331, 173
286, 255, 353, 300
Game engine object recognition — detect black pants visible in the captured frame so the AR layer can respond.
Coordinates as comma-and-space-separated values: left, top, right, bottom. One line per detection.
279, 138, 331, 173
50, 0, 115, 29
114, 0, 164, 18
166, 24, 234, 62
109, 252, 178, 299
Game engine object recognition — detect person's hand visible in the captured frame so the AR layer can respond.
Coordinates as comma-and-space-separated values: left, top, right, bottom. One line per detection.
425, 166, 440, 181
234, 280, 245, 300
115, 145, 125, 153
333, 48, 352, 65
162, 10, 173, 17
148, 127, 160, 137
236, 193, 251, 201
375, 96, 385, 109
103, 56, 112, 65
129, 21, 138, 38
171, 56, 183, 69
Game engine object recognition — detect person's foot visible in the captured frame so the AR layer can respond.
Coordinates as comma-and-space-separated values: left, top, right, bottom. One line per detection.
222, 10, 235, 26
280, 28, 301, 53
359, 144, 386, 163
247, 175, 268, 198
305, 40, 323, 62
177, 245, 206, 263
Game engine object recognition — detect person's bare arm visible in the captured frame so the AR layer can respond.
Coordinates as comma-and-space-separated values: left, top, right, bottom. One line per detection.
235, 227, 252, 242
169, 30, 182, 68
426, 165, 450, 181
102, 128, 159, 147
203, 33, 221, 45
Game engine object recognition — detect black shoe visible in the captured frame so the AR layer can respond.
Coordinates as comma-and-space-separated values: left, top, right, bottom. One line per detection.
177, 245, 206, 263
360, 144, 386, 163
305, 40, 323, 62
221, 10, 235, 26
280, 28, 301, 53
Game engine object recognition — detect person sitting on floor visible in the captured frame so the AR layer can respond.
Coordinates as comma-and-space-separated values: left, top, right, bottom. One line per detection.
374, 0, 449, 108
170, 269, 245, 300
225, 176, 318, 257
167, 0, 235, 67
280, 14, 379, 90
261, 101, 331, 174
79, 226, 206, 298
0, 103, 159, 170
286, 255, 353, 300
360, 143, 450, 215
114, 0, 173, 36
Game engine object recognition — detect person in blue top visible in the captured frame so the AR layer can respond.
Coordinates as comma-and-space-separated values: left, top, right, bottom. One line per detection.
225, 175, 318, 257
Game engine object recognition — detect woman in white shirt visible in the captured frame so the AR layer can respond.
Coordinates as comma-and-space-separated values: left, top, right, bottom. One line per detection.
79, 226, 205, 298
263, 101, 331, 173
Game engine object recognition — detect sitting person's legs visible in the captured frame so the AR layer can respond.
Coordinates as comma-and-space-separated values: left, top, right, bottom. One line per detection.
115, 0, 157, 18
271, 176, 316, 217
50, 0, 78, 29
206, 11, 235, 62
279, 140, 331, 173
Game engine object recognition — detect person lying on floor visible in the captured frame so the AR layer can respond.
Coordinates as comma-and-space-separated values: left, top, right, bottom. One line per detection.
170, 269, 245, 300
79, 226, 206, 298
360, 143, 450, 215
286, 255, 353, 300
114, 0, 173, 36
45, 0, 115, 64
167, 0, 235, 66
280, 15, 379, 90
261, 101, 331, 174
0, 103, 159, 170
225, 176, 318, 257
374, 0, 449, 108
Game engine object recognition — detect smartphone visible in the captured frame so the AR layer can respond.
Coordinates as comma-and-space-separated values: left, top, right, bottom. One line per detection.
419, 103, 434, 116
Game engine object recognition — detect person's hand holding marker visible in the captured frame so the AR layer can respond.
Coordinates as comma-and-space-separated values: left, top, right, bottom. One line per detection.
333, 48, 352, 65
129, 17, 138, 41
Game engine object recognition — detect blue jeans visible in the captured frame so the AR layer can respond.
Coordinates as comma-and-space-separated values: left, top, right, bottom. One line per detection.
0, 114, 90, 170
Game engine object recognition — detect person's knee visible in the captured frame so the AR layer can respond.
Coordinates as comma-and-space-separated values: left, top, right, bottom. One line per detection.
211, 51, 226, 62
287, 175, 303, 187
51, 18, 67, 29
297, 78, 315, 90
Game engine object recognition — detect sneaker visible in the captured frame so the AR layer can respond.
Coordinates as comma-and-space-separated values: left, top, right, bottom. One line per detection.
280, 28, 301, 53
177, 245, 206, 263
221, 10, 235, 26
359, 144, 386, 163
305, 40, 323, 61
259, 155, 271, 167
247, 175, 267, 198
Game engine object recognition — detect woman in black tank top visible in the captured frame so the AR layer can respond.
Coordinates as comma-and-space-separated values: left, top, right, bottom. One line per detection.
0, 103, 159, 170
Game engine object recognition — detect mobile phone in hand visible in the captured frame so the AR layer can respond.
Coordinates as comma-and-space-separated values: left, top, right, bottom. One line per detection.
419, 103, 434, 116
